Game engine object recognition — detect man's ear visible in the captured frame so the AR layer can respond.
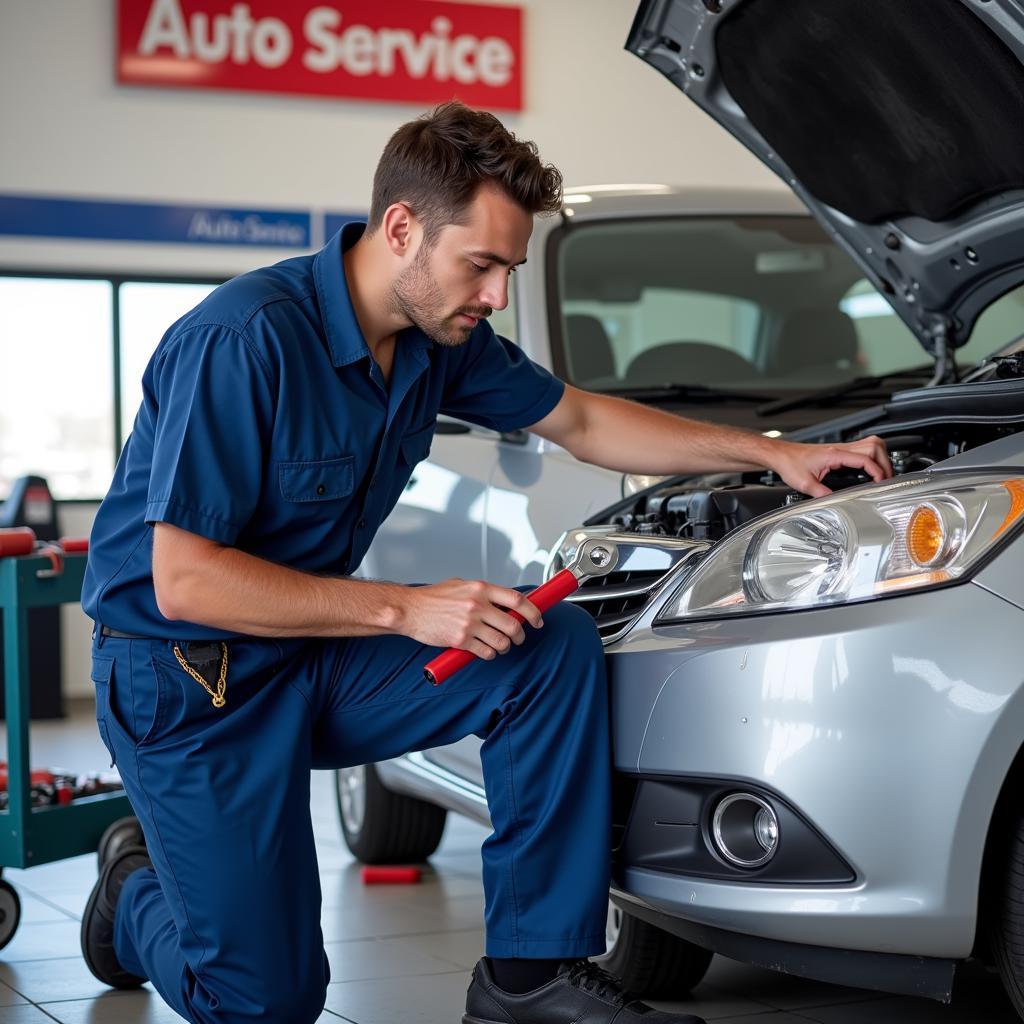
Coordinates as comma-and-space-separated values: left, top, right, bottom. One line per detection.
381, 202, 420, 258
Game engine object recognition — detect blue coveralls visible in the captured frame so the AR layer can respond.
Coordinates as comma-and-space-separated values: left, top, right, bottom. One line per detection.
82, 223, 611, 1023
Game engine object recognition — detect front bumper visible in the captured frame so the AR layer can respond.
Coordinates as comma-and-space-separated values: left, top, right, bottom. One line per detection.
606, 580, 1024, 959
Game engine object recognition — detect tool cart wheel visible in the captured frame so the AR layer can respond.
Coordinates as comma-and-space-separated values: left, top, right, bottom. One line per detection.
597, 901, 713, 998
97, 816, 145, 872
336, 764, 447, 864
0, 878, 21, 950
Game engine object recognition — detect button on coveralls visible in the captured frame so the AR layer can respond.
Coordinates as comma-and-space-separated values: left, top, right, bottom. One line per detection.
82, 223, 612, 1023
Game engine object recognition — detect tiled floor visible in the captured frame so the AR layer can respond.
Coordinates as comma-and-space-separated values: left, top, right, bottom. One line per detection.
0, 704, 1019, 1022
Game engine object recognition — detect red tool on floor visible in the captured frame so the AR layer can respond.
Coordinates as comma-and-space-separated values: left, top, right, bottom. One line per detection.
360, 866, 422, 885
423, 538, 620, 685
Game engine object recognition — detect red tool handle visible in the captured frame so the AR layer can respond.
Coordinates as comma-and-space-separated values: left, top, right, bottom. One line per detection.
0, 528, 36, 558
59, 537, 89, 553
424, 568, 580, 685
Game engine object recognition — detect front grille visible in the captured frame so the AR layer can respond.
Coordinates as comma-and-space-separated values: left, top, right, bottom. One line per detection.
567, 569, 666, 640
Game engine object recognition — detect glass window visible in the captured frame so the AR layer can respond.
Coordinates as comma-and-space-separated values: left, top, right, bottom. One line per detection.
552, 216, 1015, 395
841, 279, 1024, 376
838, 281, 923, 376
119, 282, 218, 446
0, 278, 114, 500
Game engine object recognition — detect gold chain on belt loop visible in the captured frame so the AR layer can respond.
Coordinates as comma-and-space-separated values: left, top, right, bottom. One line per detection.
172, 642, 229, 709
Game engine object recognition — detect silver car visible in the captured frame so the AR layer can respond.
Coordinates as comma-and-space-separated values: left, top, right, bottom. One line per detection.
338, 0, 1024, 1013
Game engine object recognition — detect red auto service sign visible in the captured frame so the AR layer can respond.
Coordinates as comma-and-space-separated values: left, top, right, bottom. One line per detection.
117, 0, 524, 110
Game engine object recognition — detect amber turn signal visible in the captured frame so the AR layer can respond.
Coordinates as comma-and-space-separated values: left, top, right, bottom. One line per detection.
907, 504, 946, 567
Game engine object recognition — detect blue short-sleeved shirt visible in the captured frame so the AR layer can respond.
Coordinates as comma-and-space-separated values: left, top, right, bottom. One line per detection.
82, 222, 565, 639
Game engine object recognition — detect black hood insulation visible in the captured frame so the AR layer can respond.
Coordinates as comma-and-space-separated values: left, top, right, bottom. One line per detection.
716, 0, 1024, 223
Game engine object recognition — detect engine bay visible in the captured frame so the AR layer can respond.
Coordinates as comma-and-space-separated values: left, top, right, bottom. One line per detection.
606, 420, 1024, 543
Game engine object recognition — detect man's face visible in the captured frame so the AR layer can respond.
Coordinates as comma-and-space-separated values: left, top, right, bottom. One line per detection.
390, 184, 533, 347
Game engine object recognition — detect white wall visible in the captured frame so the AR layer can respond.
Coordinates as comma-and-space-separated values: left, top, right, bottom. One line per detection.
1, 0, 783, 700
0, 0, 782, 277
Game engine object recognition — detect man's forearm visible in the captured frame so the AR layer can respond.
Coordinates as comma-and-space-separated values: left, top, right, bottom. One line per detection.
156, 532, 408, 637
571, 392, 778, 475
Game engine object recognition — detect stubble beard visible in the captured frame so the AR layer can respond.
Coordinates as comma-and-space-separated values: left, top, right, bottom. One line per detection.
388, 245, 488, 348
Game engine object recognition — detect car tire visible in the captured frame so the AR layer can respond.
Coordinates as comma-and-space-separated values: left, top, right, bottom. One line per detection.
991, 813, 1024, 1018
598, 901, 714, 998
336, 764, 447, 864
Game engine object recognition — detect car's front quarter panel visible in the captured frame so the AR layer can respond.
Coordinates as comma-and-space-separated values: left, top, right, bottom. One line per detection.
607, 581, 1024, 958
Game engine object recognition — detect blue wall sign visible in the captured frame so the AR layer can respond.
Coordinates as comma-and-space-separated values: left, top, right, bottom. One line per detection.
0, 194, 365, 249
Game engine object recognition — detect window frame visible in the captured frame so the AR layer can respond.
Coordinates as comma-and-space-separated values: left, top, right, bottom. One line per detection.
0, 268, 226, 503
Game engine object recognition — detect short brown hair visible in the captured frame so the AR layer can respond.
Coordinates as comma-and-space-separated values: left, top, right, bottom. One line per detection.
367, 102, 563, 239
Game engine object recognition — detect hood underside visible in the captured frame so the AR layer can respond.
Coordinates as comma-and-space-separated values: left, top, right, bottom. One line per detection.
626, 0, 1024, 358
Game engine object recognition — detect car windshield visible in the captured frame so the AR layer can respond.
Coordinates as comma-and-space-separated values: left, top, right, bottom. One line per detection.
551, 215, 1024, 394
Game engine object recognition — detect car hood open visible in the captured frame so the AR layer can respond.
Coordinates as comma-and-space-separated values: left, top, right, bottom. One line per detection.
626, 0, 1024, 368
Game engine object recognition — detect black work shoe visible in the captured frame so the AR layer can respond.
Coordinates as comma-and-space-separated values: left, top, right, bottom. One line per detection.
97, 816, 147, 872
464, 957, 708, 1023
81, 845, 151, 989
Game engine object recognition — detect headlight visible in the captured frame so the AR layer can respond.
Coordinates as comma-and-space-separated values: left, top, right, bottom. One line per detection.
656, 471, 1024, 623
623, 473, 668, 498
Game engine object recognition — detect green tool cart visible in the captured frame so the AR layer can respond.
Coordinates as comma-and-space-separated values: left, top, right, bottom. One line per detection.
0, 549, 133, 949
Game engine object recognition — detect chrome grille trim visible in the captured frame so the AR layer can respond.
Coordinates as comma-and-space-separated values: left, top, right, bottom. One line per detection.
552, 529, 710, 643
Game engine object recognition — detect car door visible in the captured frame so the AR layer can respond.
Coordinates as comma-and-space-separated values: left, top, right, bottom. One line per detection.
421, 433, 622, 788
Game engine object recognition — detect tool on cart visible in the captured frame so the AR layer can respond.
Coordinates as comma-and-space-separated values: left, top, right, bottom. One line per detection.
0, 764, 123, 810
423, 538, 620, 685
0, 530, 134, 951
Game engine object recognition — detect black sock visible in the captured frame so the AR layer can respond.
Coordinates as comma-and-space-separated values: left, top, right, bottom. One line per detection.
488, 956, 566, 993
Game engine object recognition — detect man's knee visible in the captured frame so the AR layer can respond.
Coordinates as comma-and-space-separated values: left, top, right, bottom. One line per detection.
261, 982, 327, 1024
225, 972, 327, 1024
193, 950, 327, 1024
540, 600, 603, 659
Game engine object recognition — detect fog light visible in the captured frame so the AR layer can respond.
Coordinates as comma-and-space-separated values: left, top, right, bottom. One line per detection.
711, 793, 779, 868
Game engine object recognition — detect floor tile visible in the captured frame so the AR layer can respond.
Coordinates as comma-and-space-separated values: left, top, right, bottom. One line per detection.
698, 956, 885, 1011
5, 894, 76, 928
0, 982, 26, 1008
647, 986, 778, 1020
391, 929, 485, 970
0, 1007, 60, 1023
323, 969, 470, 1024
0, 958, 141, 1003
324, 936, 467, 983
800, 992, 1019, 1023
36, 991, 184, 1023
0, 922, 84, 963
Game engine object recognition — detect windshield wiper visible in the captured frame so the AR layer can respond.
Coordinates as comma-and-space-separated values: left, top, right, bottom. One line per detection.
756, 366, 935, 417
602, 383, 777, 403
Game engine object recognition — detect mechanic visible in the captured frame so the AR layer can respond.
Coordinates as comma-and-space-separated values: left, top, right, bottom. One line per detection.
79, 101, 892, 1024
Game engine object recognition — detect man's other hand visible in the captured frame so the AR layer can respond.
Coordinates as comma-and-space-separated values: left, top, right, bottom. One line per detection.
771, 435, 893, 498
399, 579, 544, 659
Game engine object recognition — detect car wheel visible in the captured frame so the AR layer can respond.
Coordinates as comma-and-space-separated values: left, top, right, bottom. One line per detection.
597, 901, 714, 998
335, 764, 447, 864
0, 879, 20, 950
991, 813, 1024, 1018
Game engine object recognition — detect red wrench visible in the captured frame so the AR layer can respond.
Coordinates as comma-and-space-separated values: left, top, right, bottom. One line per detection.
423, 538, 620, 685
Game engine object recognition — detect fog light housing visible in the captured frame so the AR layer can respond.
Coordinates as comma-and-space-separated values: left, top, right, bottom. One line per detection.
711, 793, 779, 868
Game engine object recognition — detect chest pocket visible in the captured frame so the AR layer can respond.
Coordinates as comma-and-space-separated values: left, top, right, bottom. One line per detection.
400, 423, 435, 466
279, 455, 355, 502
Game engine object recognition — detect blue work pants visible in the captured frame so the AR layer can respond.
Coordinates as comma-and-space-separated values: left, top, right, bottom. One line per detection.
90, 600, 610, 1024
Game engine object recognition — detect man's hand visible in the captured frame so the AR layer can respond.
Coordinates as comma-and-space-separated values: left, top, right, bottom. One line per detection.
770, 435, 893, 498
397, 579, 544, 659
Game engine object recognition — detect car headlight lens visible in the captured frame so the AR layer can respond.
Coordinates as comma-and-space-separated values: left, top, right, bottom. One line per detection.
656, 472, 1024, 623
743, 508, 854, 604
